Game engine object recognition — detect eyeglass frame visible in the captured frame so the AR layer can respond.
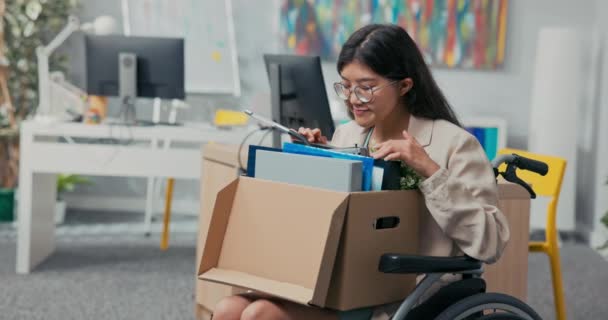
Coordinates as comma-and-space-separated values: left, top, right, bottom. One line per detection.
333, 80, 400, 103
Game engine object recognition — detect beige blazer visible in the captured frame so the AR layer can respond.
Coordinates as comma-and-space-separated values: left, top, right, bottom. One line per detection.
331, 116, 510, 318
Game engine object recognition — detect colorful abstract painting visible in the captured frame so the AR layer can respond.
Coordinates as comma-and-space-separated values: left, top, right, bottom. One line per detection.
280, 0, 508, 69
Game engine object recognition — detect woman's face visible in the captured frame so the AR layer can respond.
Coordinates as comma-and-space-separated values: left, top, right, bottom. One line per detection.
338, 61, 410, 128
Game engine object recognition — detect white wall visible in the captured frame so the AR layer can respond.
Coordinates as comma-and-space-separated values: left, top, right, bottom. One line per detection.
590, 0, 608, 246
591, 73, 608, 246
65, 0, 606, 238
435, 1, 596, 148
434, 1, 598, 232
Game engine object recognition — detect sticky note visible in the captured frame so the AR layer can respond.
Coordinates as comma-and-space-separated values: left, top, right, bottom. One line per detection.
211, 51, 222, 62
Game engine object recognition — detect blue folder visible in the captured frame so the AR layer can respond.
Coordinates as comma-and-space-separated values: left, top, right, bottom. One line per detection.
484, 127, 498, 160
471, 127, 486, 151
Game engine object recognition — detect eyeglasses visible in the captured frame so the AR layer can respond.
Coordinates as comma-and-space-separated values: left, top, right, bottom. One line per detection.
333, 80, 399, 103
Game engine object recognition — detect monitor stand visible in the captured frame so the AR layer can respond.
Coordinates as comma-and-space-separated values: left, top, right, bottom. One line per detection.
118, 52, 142, 126
269, 63, 283, 148
114, 52, 181, 127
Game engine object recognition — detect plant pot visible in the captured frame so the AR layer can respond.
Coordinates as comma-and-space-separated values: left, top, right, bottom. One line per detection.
55, 200, 67, 225
0, 188, 15, 222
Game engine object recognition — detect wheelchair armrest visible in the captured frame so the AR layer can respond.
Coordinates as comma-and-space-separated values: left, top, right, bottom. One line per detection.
379, 254, 482, 274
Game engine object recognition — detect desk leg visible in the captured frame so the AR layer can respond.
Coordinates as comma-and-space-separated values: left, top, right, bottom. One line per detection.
16, 171, 57, 274
143, 177, 155, 236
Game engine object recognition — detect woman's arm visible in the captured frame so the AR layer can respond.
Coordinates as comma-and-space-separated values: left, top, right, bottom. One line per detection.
418, 135, 510, 264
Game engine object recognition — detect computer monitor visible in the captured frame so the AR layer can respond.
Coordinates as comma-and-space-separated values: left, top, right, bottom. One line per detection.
263, 54, 335, 148
85, 35, 185, 124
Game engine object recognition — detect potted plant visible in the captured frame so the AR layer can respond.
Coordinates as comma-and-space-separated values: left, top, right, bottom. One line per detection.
55, 174, 89, 224
0, 0, 80, 222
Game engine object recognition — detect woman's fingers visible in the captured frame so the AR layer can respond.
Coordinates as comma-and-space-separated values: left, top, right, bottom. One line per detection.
297, 127, 325, 143
297, 127, 313, 142
383, 152, 401, 161
371, 141, 410, 162
311, 129, 329, 144
306, 129, 316, 142
402, 130, 423, 147
371, 143, 392, 159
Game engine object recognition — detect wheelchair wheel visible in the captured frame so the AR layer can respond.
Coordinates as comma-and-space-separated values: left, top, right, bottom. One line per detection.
476, 314, 527, 320
434, 293, 542, 320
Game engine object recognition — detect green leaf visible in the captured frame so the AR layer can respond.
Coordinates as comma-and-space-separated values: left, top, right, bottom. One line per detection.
399, 162, 422, 190
57, 174, 91, 193
602, 212, 608, 229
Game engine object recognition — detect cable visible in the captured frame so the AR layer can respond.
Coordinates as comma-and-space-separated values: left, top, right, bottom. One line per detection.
237, 126, 269, 174
107, 114, 135, 146
258, 127, 272, 145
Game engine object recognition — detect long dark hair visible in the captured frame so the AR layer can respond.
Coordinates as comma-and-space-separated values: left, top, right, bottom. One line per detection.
337, 24, 461, 127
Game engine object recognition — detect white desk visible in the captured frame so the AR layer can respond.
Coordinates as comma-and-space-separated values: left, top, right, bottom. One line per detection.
17, 120, 251, 274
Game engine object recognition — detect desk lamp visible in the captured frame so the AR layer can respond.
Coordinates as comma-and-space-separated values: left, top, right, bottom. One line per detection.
36, 15, 117, 123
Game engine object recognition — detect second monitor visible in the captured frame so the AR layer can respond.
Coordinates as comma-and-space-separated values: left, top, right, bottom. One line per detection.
263, 54, 335, 148
85, 35, 185, 124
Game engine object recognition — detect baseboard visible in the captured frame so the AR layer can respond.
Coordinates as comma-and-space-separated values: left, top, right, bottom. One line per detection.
62, 194, 199, 216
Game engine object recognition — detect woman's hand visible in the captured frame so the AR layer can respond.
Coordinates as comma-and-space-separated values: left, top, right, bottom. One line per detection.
371, 130, 440, 178
297, 127, 328, 144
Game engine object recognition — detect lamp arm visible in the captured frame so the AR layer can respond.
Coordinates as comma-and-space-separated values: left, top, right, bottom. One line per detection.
36, 15, 80, 117
40, 15, 80, 56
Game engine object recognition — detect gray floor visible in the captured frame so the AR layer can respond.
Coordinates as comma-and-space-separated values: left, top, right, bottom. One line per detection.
1, 211, 608, 320
0, 237, 196, 320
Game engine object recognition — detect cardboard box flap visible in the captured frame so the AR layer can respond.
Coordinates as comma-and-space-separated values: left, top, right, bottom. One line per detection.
497, 181, 529, 199
198, 177, 350, 307
201, 268, 313, 305
310, 195, 349, 306
202, 143, 247, 168
198, 178, 240, 275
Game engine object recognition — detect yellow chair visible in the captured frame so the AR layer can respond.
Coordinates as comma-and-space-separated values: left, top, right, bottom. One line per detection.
498, 148, 567, 320
160, 178, 175, 251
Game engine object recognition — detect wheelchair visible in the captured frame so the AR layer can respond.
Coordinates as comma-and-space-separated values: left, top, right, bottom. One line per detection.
380, 153, 547, 320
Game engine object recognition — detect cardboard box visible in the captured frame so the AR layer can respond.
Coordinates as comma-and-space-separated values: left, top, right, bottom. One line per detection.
196, 144, 249, 318
198, 176, 421, 311
484, 181, 531, 301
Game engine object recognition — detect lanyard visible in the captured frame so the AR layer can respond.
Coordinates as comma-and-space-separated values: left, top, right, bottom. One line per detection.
363, 127, 374, 149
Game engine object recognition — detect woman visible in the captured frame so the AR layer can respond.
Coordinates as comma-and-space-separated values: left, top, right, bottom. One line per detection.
212, 24, 509, 320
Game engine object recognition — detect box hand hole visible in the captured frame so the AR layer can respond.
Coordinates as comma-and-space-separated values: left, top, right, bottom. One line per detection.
373, 216, 400, 230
